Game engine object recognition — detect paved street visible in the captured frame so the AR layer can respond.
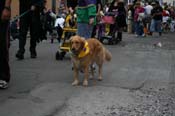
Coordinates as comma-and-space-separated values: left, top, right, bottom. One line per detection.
0, 32, 175, 116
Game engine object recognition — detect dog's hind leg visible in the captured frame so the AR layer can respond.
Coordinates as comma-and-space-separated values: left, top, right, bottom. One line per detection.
89, 64, 95, 80
98, 64, 103, 81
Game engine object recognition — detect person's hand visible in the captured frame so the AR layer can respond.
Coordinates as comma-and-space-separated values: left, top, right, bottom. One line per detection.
1, 7, 11, 20
97, 12, 101, 17
31, 5, 35, 11
89, 18, 94, 25
69, 7, 74, 14
43, 8, 47, 13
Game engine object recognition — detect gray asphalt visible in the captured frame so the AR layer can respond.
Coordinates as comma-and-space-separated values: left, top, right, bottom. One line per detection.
0, 32, 175, 116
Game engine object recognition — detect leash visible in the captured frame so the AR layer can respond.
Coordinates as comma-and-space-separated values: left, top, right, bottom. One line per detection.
10, 10, 30, 23
10, 0, 45, 23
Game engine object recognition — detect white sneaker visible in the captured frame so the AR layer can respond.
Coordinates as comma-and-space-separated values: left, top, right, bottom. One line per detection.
142, 34, 145, 37
0, 80, 8, 89
135, 34, 139, 37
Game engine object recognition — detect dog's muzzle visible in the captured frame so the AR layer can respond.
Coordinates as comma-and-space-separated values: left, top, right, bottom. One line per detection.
71, 48, 78, 56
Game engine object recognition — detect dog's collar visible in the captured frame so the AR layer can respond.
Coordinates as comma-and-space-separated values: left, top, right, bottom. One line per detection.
78, 41, 90, 58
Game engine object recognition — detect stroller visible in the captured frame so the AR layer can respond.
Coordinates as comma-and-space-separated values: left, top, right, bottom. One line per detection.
96, 12, 117, 44
55, 13, 77, 60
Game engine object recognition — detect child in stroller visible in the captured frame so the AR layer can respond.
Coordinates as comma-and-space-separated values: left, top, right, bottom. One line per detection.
55, 8, 76, 43
54, 14, 65, 43
55, 9, 77, 60
97, 0, 126, 45
96, 11, 115, 44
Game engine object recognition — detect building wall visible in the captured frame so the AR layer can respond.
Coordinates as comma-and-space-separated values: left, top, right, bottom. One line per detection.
11, 1, 19, 18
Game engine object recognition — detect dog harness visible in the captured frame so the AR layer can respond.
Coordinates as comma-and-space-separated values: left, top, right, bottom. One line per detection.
78, 41, 90, 58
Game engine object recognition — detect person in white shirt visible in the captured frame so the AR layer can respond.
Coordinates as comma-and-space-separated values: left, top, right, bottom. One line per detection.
162, 10, 170, 23
55, 14, 65, 42
143, 2, 153, 35
55, 15, 65, 28
144, 2, 153, 16
162, 7, 170, 32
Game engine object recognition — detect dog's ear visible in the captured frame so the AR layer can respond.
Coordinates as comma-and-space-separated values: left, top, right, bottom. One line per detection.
70, 36, 74, 43
70, 36, 73, 49
70, 35, 77, 45
80, 37, 86, 49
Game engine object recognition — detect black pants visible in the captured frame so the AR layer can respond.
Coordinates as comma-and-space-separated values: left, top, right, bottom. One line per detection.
91, 25, 96, 38
109, 24, 122, 41
56, 25, 63, 42
0, 9, 10, 82
18, 2, 41, 54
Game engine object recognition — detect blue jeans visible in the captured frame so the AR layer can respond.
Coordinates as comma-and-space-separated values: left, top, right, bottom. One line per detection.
77, 23, 94, 39
150, 19, 162, 33
134, 21, 144, 35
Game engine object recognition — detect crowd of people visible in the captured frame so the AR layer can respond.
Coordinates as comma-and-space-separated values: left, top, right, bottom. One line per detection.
128, 0, 175, 37
9, 0, 175, 42
0, 0, 175, 89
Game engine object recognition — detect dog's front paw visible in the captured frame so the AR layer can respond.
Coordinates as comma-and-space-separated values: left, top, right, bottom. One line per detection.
98, 77, 103, 81
83, 80, 88, 87
72, 80, 79, 86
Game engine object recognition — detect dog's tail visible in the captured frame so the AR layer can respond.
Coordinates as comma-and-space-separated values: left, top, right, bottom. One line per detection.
105, 49, 112, 61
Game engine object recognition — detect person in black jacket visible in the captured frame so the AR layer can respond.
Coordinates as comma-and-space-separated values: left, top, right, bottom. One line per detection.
16, 0, 46, 59
150, 1, 163, 36
0, 0, 11, 89
108, 0, 126, 43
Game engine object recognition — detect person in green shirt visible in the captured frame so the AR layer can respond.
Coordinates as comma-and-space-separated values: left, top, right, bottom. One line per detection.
76, 0, 96, 39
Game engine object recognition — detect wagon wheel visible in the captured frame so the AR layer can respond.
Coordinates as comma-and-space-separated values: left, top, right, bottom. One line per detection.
108, 36, 114, 45
108, 39, 113, 45
60, 51, 66, 60
56, 51, 60, 60
55, 51, 66, 60
99, 37, 104, 43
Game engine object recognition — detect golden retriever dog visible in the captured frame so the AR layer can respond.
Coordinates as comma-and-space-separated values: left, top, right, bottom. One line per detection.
70, 35, 112, 86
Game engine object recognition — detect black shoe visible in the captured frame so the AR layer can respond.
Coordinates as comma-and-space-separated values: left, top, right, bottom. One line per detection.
118, 38, 122, 42
31, 54, 36, 58
31, 52, 37, 58
30, 48, 37, 58
117, 32, 122, 42
114, 38, 119, 44
16, 52, 24, 60
30, 50, 37, 58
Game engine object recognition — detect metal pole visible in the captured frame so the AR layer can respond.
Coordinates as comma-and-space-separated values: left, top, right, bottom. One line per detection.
127, 10, 132, 34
